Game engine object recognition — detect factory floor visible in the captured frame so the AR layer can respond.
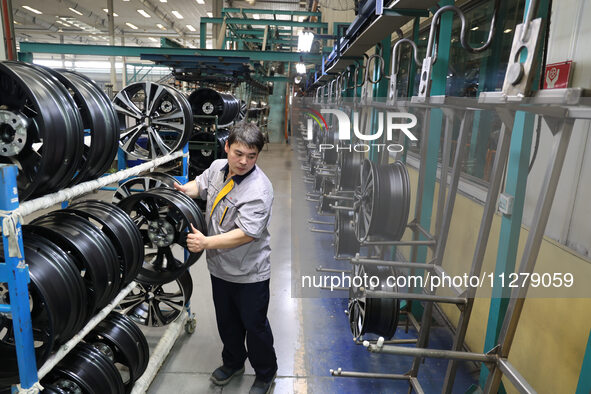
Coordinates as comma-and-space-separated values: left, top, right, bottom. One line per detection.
147, 143, 479, 394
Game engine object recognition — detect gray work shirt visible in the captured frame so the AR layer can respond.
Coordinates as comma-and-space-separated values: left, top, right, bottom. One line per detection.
195, 159, 273, 283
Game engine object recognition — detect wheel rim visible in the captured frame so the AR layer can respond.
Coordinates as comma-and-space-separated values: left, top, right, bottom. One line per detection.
114, 82, 192, 160
118, 270, 193, 327
42, 342, 125, 394
117, 188, 206, 284
85, 312, 149, 390
65, 200, 144, 287
0, 61, 84, 199
112, 172, 177, 205
27, 211, 121, 314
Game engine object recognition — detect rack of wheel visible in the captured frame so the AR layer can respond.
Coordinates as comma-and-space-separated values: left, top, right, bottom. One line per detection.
0, 60, 207, 393
300, 118, 412, 342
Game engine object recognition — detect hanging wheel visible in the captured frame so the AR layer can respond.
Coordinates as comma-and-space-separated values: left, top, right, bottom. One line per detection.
112, 172, 177, 204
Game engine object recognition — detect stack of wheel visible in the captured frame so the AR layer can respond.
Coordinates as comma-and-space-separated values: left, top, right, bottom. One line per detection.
41, 312, 149, 393
188, 87, 241, 127
0, 201, 143, 388
189, 128, 231, 178
0, 61, 120, 200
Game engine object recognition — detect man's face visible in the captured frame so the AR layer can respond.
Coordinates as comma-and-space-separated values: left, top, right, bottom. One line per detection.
225, 141, 259, 176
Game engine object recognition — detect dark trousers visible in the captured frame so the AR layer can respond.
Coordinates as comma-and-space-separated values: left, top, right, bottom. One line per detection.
210, 275, 278, 381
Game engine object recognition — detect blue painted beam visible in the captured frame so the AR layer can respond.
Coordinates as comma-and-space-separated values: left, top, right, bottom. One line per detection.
203, 17, 327, 29
222, 8, 321, 17
0, 164, 38, 388
19, 42, 322, 63
479, 0, 550, 390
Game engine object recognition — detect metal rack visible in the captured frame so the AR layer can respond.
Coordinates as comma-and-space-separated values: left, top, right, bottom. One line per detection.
0, 150, 192, 392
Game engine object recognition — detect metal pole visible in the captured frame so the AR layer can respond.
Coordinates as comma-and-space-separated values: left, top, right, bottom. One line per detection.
442, 113, 515, 392
107, 0, 117, 90
484, 120, 574, 393
411, 109, 472, 375
365, 290, 466, 305
367, 343, 497, 364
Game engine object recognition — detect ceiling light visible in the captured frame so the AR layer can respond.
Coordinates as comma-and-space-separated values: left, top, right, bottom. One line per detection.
126, 22, 138, 29
186, 24, 196, 31
504, 28, 512, 33
102, 9, 118, 17
68, 7, 83, 16
206, 12, 213, 17
148, 37, 157, 42
196, 0, 205, 3
253, 14, 260, 19
13, 20, 21, 25
297, 31, 314, 52
160, 0, 167, 2
296, 63, 306, 74
137, 9, 151, 18
23, 5, 43, 14
171, 11, 183, 19
471, 26, 479, 31
156, 23, 166, 30
90, 36, 98, 40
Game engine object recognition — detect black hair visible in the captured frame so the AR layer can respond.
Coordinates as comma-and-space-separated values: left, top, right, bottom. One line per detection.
227, 122, 265, 152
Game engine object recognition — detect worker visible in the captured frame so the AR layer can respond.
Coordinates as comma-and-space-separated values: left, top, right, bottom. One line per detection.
174, 122, 277, 394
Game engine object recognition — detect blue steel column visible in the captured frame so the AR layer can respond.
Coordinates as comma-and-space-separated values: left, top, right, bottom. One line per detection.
0, 164, 38, 388
479, 0, 550, 388
411, 0, 453, 316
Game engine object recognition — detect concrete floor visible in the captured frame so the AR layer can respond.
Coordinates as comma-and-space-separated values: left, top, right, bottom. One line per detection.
144, 143, 479, 393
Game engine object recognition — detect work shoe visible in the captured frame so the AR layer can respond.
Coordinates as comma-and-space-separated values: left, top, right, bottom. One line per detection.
249, 373, 277, 394
209, 365, 245, 386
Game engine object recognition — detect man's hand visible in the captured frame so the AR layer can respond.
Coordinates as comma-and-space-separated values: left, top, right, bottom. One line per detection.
174, 180, 199, 198
187, 224, 208, 253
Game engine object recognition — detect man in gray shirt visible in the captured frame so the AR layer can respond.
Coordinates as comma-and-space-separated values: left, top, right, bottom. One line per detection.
174, 122, 277, 394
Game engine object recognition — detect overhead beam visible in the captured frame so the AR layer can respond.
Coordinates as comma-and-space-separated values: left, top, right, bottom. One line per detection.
202, 17, 327, 29
19, 42, 322, 62
222, 8, 321, 17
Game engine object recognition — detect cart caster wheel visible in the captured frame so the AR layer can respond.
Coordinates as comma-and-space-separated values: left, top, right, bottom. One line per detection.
185, 317, 197, 334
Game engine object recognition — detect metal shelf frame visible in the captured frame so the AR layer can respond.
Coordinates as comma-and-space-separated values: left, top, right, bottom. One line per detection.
0, 149, 190, 392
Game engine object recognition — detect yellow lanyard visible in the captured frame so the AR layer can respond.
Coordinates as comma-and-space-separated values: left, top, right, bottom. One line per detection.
210, 179, 235, 218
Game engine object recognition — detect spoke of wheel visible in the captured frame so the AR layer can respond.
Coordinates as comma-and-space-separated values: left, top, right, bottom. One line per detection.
146, 84, 167, 116
116, 90, 144, 117
121, 124, 145, 154
113, 103, 142, 120
152, 109, 184, 122
147, 127, 172, 157
149, 302, 166, 326
154, 297, 184, 312
120, 123, 144, 141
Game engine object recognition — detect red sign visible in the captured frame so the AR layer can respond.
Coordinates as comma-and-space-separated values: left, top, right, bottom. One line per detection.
543, 61, 574, 89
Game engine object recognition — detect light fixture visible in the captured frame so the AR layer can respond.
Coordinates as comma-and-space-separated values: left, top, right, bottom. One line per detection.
297, 31, 314, 52
504, 28, 512, 33
207, 12, 213, 17
253, 14, 260, 19
68, 7, 83, 16
294, 75, 302, 85
196, 0, 205, 3
148, 37, 157, 42
137, 9, 151, 18
186, 24, 196, 31
22, 5, 42, 14
160, 0, 167, 2
156, 23, 166, 30
171, 11, 183, 19
295, 62, 306, 74
126, 22, 138, 29
471, 26, 479, 31
102, 8, 118, 16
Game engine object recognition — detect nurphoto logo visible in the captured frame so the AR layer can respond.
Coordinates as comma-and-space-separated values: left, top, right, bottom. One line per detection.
304, 108, 418, 153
